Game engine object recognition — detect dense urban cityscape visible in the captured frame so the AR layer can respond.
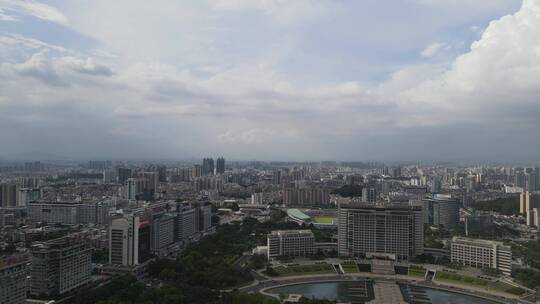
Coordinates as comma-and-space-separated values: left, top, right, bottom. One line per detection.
1, 159, 540, 303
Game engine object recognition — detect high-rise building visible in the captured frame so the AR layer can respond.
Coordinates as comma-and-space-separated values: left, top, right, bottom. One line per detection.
141, 172, 159, 199
430, 178, 442, 193
103, 169, 117, 183
515, 171, 527, 188
338, 203, 424, 260
151, 214, 175, 257
528, 173, 539, 192
267, 230, 314, 258
109, 214, 140, 266
216, 157, 225, 174
117, 167, 132, 184
422, 195, 459, 228
175, 205, 196, 242
451, 237, 512, 276
282, 188, 330, 206
157, 166, 167, 182
391, 167, 402, 178
520, 191, 540, 226
291, 170, 305, 181
126, 178, 139, 200
272, 170, 282, 185
0, 183, 18, 207
30, 237, 91, 297
0, 254, 29, 304
362, 187, 377, 203
0, 207, 27, 228
138, 220, 151, 263
192, 164, 202, 179
251, 192, 264, 205
202, 158, 215, 176
195, 204, 212, 232
17, 188, 40, 206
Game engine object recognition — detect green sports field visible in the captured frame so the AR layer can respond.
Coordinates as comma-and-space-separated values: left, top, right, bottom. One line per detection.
313, 217, 336, 224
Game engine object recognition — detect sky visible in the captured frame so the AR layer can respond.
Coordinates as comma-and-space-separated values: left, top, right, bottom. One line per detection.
1, 0, 539, 163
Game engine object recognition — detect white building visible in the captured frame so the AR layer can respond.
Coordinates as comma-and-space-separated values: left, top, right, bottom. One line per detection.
151, 214, 175, 256
267, 230, 314, 258
450, 237, 512, 276
338, 203, 424, 260
30, 237, 91, 297
28, 201, 113, 225
28, 201, 79, 225
251, 192, 264, 205
109, 214, 140, 266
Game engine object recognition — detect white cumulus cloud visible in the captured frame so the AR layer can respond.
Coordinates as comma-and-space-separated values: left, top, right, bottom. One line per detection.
0, 0, 68, 25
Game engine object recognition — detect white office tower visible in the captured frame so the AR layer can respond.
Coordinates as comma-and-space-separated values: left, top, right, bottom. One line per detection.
451, 237, 512, 276
109, 214, 140, 266
338, 203, 424, 260
267, 230, 314, 258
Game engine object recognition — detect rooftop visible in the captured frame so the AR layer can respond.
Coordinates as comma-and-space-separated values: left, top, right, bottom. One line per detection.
269, 230, 314, 237
452, 237, 506, 248
287, 208, 311, 221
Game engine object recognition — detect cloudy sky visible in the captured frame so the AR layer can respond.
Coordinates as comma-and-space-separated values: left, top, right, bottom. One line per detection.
1, 0, 539, 162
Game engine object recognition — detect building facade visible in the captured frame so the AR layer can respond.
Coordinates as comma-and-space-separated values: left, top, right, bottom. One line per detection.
338, 203, 424, 260
520, 191, 540, 226
175, 205, 197, 242
422, 195, 459, 228
267, 230, 314, 258
30, 237, 91, 297
450, 237, 512, 276
109, 214, 140, 266
151, 214, 175, 256
362, 187, 377, 203
202, 158, 215, 176
282, 188, 330, 207
216, 157, 225, 174
0, 255, 29, 304
28, 201, 113, 225
28, 201, 78, 225
0, 183, 18, 207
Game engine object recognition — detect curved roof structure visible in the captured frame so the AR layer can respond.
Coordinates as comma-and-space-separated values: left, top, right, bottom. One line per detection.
287, 208, 311, 221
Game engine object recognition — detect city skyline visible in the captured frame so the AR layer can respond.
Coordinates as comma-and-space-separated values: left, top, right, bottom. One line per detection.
1, 0, 540, 162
